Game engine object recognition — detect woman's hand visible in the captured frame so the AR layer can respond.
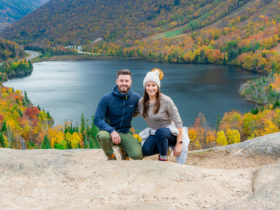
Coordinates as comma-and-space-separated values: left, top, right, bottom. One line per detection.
174, 127, 183, 156
174, 142, 182, 156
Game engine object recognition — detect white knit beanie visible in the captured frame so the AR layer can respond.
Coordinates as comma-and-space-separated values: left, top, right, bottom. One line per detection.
143, 70, 161, 88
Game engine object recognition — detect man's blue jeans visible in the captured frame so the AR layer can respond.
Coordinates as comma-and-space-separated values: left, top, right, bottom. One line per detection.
142, 127, 177, 157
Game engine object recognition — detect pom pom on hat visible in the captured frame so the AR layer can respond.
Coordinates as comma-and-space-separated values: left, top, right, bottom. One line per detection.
151, 68, 164, 80
143, 68, 164, 88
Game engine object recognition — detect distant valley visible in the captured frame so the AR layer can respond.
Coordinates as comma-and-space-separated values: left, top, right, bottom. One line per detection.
0, 0, 49, 31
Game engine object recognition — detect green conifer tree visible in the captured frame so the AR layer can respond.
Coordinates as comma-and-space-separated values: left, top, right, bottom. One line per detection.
80, 113, 85, 134
83, 137, 89, 149
89, 136, 94, 149
18, 109, 23, 117
1, 121, 7, 132
0, 132, 5, 147
41, 135, 51, 149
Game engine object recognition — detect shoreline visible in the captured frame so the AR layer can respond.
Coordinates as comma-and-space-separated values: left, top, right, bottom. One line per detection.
11, 52, 263, 109
36, 54, 144, 62
28, 50, 266, 76
34, 53, 265, 73
40, 53, 263, 106
4, 55, 261, 126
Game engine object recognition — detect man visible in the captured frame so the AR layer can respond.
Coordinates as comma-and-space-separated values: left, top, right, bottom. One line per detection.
94, 69, 143, 160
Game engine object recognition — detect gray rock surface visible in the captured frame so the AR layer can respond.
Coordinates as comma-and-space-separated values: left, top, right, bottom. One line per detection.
219, 160, 280, 210
213, 132, 280, 159
0, 132, 279, 209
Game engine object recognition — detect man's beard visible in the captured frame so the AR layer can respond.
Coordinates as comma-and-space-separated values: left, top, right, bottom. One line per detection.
118, 85, 130, 94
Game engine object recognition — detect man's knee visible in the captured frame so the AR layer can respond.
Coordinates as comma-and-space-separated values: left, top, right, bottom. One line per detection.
97, 131, 114, 156
130, 150, 143, 160
97, 130, 111, 143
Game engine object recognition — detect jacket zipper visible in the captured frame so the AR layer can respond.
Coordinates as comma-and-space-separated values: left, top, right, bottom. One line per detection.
119, 95, 127, 128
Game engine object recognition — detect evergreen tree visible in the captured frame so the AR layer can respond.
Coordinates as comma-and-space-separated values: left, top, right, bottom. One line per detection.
89, 136, 94, 149
80, 113, 85, 137
0, 132, 5, 147
18, 109, 23, 117
83, 137, 89, 149
23, 91, 30, 105
1, 121, 7, 132
216, 114, 221, 132
91, 116, 99, 140
41, 135, 51, 149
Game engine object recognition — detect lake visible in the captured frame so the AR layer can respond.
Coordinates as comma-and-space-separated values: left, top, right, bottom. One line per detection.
4, 60, 259, 131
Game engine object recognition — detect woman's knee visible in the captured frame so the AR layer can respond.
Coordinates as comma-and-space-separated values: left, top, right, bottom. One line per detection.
155, 128, 170, 140
142, 143, 154, 156
142, 145, 150, 156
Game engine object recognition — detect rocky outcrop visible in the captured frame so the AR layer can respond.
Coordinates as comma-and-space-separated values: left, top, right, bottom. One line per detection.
213, 132, 280, 159
0, 132, 279, 209
220, 161, 280, 210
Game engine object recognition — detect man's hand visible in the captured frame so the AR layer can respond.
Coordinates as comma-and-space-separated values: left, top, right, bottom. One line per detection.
111, 131, 121, 144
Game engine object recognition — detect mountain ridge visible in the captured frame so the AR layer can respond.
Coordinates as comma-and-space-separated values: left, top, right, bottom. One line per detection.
0, 0, 257, 45
0, 0, 49, 31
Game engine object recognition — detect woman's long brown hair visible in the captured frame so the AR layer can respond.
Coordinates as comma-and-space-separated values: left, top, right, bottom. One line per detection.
142, 88, 161, 118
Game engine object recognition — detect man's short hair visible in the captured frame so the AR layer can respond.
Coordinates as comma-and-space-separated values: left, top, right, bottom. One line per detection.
117, 69, 131, 78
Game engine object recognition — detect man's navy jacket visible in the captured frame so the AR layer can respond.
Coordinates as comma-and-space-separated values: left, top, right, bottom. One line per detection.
94, 85, 141, 133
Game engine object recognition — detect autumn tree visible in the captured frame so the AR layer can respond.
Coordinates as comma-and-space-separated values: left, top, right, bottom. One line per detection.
216, 130, 228, 146
226, 129, 241, 144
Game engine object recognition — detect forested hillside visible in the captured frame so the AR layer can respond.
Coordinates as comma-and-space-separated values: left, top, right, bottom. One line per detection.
0, 0, 48, 31
0, 0, 48, 22
83, 0, 280, 105
0, 85, 101, 149
0, 38, 24, 61
84, 0, 280, 68
1, 0, 254, 45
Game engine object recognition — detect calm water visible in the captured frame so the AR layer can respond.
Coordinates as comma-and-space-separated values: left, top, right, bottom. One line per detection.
4, 60, 259, 131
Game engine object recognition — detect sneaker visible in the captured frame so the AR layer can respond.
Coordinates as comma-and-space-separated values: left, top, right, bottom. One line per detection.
119, 148, 130, 160
158, 154, 168, 161
107, 153, 117, 160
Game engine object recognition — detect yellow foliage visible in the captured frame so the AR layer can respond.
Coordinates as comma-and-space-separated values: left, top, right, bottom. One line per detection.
250, 119, 279, 139
216, 130, 228, 146
48, 127, 64, 148
15, 90, 22, 95
226, 129, 240, 144
206, 130, 216, 143
194, 140, 202, 149
65, 132, 82, 148
188, 128, 197, 141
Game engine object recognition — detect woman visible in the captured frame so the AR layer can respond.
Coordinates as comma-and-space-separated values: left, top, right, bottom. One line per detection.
138, 69, 189, 163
